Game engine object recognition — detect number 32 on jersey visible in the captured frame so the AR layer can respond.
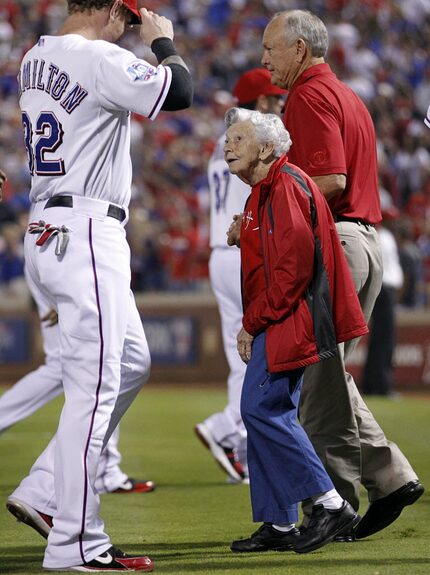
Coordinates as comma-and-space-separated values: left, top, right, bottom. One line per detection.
22, 110, 65, 176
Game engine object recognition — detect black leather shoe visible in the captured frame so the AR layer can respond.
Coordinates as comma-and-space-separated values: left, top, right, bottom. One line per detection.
354, 480, 424, 539
301, 516, 360, 543
334, 526, 357, 543
294, 501, 359, 554
231, 524, 300, 552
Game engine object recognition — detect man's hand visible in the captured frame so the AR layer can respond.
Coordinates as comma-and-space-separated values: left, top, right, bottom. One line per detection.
0, 169, 6, 202
41, 308, 59, 327
227, 213, 243, 247
139, 8, 174, 45
237, 326, 254, 364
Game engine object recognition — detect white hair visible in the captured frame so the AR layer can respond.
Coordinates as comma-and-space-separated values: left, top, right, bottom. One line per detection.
225, 107, 292, 157
274, 10, 329, 58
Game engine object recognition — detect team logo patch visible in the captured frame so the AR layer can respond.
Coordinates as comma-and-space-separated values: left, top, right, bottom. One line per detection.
126, 62, 157, 82
311, 149, 328, 166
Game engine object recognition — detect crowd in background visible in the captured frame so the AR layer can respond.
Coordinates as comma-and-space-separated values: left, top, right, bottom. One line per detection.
0, 0, 430, 304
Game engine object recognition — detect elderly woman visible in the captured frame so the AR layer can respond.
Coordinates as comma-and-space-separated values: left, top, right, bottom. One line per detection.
224, 108, 367, 554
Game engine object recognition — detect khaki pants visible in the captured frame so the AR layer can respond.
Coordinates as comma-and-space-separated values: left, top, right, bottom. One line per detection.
300, 221, 417, 510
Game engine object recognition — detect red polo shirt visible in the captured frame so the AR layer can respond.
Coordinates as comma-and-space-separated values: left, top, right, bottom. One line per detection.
283, 63, 381, 224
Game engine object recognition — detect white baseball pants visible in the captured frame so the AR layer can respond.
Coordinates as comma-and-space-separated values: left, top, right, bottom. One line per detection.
0, 310, 129, 493
207, 247, 247, 457
11, 197, 150, 569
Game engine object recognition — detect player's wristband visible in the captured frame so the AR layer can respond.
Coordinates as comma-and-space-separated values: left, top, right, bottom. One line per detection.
151, 38, 178, 63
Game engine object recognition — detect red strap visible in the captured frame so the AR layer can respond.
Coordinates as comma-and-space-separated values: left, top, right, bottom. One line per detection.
36, 227, 57, 246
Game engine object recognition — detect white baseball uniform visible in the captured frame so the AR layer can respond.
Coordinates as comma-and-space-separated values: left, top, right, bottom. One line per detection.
0, 279, 132, 494
206, 133, 250, 463
12, 34, 170, 569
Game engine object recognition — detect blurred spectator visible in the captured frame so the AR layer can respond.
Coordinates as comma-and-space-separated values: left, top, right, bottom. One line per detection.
396, 218, 425, 308
0, 219, 29, 307
361, 203, 404, 397
0, 220, 23, 281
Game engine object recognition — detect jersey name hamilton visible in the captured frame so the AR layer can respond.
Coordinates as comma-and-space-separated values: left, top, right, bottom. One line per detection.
19, 34, 171, 207
19, 58, 88, 115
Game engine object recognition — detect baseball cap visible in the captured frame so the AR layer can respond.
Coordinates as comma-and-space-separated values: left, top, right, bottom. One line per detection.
233, 68, 286, 106
123, 0, 141, 24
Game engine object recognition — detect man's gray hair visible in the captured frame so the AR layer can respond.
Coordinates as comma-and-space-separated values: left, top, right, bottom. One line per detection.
274, 10, 329, 58
225, 107, 292, 157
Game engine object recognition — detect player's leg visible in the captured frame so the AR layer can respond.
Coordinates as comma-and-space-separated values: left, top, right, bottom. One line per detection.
0, 269, 63, 433
43, 213, 135, 568
7, 231, 61, 522
196, 248, 247, 479
100, 291, 150, 446
95, 427, 129, 493
0, 318, 62, 433
96, 297, 153, 493
14, 205, 131, 569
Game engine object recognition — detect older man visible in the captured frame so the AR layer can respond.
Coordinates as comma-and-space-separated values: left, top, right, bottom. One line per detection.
261, 9, 423, 540
224, 108, 366, 554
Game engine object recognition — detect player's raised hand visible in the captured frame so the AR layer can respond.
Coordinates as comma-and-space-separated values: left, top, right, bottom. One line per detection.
139, 8, 174, 45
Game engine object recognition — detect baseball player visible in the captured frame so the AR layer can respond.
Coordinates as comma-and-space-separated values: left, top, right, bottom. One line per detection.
195, 69, 285, 484
0, 300, 155, 495
6, 1, 192, 572
425, 103, 430, 129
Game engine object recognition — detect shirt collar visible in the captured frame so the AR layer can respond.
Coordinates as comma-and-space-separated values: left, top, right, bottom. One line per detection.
289, 62, 332, 95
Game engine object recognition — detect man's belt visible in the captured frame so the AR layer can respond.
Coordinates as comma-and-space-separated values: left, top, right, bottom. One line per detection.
334, 215, 375, 227
44, 195, 126, 223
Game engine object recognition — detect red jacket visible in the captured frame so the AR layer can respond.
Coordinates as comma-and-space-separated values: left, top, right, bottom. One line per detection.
241, 155, 368, 372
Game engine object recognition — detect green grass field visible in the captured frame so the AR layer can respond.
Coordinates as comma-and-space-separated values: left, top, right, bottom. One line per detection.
0, 386, 429, 574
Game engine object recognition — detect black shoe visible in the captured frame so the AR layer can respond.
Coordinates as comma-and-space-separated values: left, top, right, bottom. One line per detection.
231, 524, 300, 552
300, 514, 360, 543
293, 501, 359, 554
334, 526, 357, 543
354, 480, 425, 539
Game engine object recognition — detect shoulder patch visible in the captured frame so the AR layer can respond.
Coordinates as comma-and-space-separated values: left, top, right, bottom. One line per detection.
126, 61, 157, 82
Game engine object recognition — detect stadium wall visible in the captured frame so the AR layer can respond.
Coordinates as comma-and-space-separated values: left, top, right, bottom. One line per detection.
1, 293, 430, 390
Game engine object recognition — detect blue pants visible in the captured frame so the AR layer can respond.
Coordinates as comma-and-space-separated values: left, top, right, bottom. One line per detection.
241, 332, 334, 524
